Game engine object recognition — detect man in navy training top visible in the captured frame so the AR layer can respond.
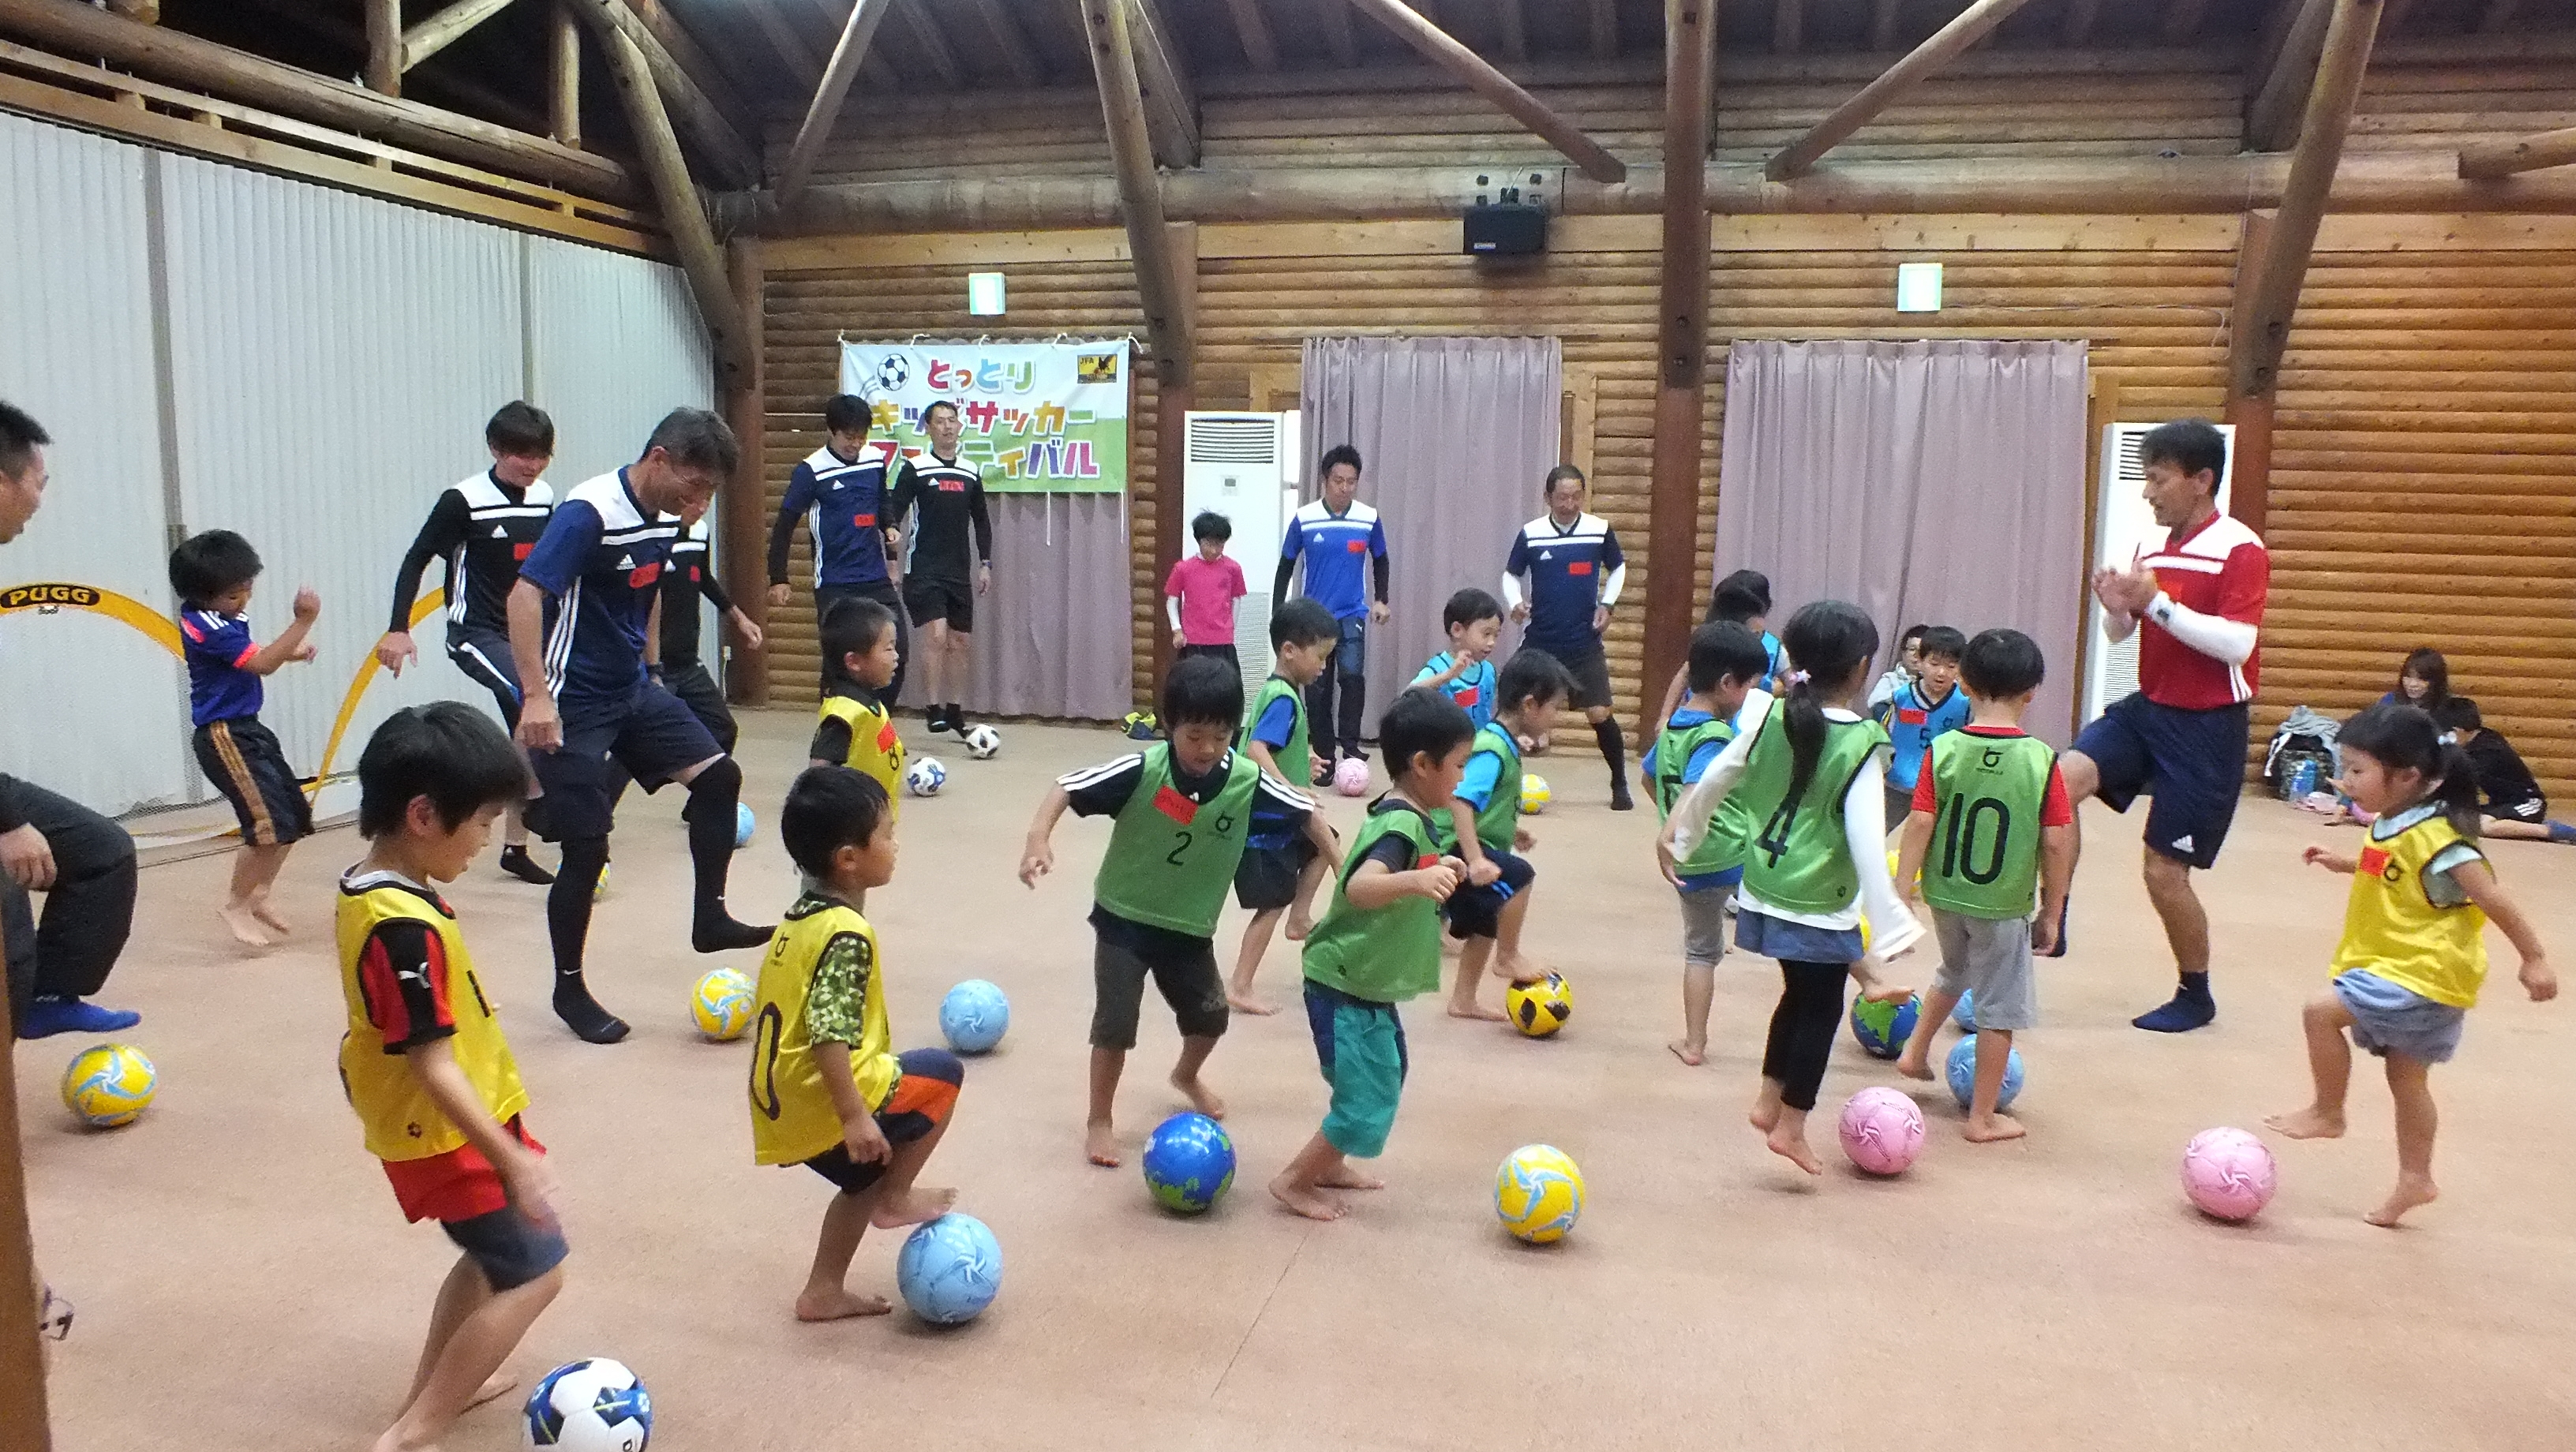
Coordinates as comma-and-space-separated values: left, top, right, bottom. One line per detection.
657, 511, 762, 755
375, 399, 560, 885
1275, 443, 1390, 780
508, 407, 773, 1045
767, 392, 908, 703
1503, 464, 1634, 810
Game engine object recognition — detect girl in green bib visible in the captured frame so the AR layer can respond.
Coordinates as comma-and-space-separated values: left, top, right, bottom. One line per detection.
1661, 601, 1923, 1176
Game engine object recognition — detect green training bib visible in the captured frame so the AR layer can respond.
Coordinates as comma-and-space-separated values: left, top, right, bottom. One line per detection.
1237, 675, 1310, 784
1093, 743, 1261, 938
1302, 799, 1444, 1004
1918, 731, 2055, 920
1652, 714, 1752, 878
1735, 702, 1888, 915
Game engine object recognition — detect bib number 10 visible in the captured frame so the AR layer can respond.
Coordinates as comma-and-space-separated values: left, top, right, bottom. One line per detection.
1936, 795, 2013, 885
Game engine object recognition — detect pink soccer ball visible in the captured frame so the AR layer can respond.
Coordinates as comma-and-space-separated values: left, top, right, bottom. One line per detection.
1333, 758, 1371, 796
2181, 1126, 2278, 1222
1837, 1087, 1925, 1176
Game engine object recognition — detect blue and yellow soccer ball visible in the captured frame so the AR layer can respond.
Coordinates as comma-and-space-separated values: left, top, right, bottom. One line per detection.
1848, 995, 1919, 1060
62, 1043, 155, 1128
1505, 972, 1572, 1038
690, 968, 755, 1041
1495, 1143, 1585, 1244
1141, 1111, 1235, 1215
1121, 710, 1159, 741
1518, 773, 1552, 815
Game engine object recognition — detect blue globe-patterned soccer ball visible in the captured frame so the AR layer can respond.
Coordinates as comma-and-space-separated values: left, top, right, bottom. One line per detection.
1848, 995, 1920, 1059
1945, 1035, 2026, 1111
1141, 1112, 1236, 1214
897, 1213, 1002, 1324
1952, 989, 1978, 1031
733, 802, 755, 849
939, 979, 1010, 1054
524, 1357, 652, 1450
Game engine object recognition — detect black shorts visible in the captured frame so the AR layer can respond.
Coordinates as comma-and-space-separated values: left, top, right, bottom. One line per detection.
1178, 643, 1240, 675
903, 574, 975, 633
1089, 908, 1228, 1050
1234, 834, 1318, 911
1445, 848, 1537, 941
445, 627, 524, 728
193, 717, 313, 847
526, 683, 722, 841
2488, 791, 2550, 824
800, 1048, 966, 1193
2072, 693, 2251, 870
1532, 640, 1614, 711
441, 1203, 568, 1292
657, 661, 737, 754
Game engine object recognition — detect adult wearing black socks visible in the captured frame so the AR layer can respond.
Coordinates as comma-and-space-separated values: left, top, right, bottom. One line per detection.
507, 408, 773, 1044
1503, 465, 1634, 810
767, 393, 908, 703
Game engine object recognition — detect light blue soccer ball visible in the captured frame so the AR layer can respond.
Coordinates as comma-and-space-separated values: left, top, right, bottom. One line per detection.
523, 1357, 651, 1450
897, 1213, 1002, 1324
1952, 989, 1978, 1031
1141, 1112, 1236, 1214
1945, 1035, 2025, 1111
734, 802, 755, 850
939, 979, 1011, 1055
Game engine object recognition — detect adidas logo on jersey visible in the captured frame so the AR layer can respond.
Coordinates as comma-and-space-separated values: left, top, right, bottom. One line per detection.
616, 555, 635, 570
490, 526, 508, 538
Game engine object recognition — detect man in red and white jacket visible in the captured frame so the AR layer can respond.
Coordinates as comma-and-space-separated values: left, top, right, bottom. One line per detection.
2064, 418, 2268, 1033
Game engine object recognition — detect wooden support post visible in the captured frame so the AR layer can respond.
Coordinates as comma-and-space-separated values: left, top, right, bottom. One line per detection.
402, 0, 518, 72
549, 2, 580, 148
1588, 0, 1619, 58
0, 991, 50, 1452
1221, 0, 1277, 70
2246, 0, 2331, 152
1342, 0, 1627, 182
1766, 0, 2042, 179
1078, 0, 1193, 384
2225, 209, 2275, 535
1151, 219, 1198, 690
2230, 0, 2380, 402
1642, 0, 1714, 744
562, 0, 762, 189
363, 0, 399, 96
2460, 125, 2576, 179
590, 21, 752, 384
2161, 0, 2215, 42
722, 234, 770, 708
775, 0, 892, 212
1130, 0, 1199, 171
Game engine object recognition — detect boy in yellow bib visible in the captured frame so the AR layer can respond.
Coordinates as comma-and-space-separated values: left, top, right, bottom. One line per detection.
752, 765, 963, 1319
2268, 702, 2553, 1227
335, 703, 562, 1452
811, 596, 908, 809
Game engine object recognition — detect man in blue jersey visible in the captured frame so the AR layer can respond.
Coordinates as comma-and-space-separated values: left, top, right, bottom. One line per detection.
1503, 465, 1634, 810
1274, 443, 1390, 779
508, 408, 772, 1045
766, 393, 908, 703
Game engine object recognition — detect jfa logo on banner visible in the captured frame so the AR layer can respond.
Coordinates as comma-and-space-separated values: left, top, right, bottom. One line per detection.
841, 339, 1131, 496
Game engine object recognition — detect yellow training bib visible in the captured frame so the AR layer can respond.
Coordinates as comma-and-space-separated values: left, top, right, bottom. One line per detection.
2332, 807, 2489, 1009
335, 870, 528, 1162
749, 896, 899, 1166
819, 690, 905, 812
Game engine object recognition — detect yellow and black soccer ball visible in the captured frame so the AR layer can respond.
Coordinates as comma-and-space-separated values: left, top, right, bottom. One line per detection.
1505, 972, 1573, 1038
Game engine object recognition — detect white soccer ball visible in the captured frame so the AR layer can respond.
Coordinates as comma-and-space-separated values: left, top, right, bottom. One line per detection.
524, 1358, 651, 1450
964, 724, 1002, 760
905, 757, 948, 797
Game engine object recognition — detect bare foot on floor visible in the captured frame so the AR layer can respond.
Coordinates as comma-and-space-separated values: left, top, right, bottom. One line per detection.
1172, 1072, 1226, 1120
1315, 1165, 1385, 1190
1269, 1173, 1345, 1221
871, 1185, 957, 1229
466, 1372, 517, 1411
251, 901, 292, 937
795, 1287, 893, 1322
217, 903, 271, 948
1748, 1098, 1782, 1134
1893, 1051, 1934, 1082
1226, 992, 1277, 1016
1765, 1124, 1824, 1176
2365, 1174, 2439, 1228
1964, 1113, 2027, 1143
1668, 1038, 1705, 1067
1284, 911, 1315, 942
2263, 1107, 2346, 1140
1862, 982, 1916, 1005
1085, 1122, 1122, 1167
1450, 1000, 1508, 1022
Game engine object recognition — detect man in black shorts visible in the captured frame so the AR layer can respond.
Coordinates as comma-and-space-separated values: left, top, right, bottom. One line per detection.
508, 408, 773, 1044
886, 399, 992, 739
377, 401, 559, 884
1502, 465, 1633, 810
655, 512, 762, 754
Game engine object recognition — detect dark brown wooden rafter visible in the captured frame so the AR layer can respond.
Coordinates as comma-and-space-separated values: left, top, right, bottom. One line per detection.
588, 17, 751, 376
2479, 0, 2523, 32
1773, 0, 1803, 54
1320, 0, 1358, 65
2380, 0, 2417, 33
2231, 0, 2382, 400
1589, 0, 1619, 58
1076, 0, 1192, 382
364, 0, 399, 95
777, 0, 893, 208
1766, 0, 2044, 180
562, 0, 761, 186
1129, 0, 1200, 169
1221, 0, 1278, 69
2247, 0, 2333, 152
401, 0, 516, 73
1342, 0, 1627, 182
963, 0, 1043, 86
627, 0, 758, 129
2460, 124, 2576, 178
2161, 0, 2214, 42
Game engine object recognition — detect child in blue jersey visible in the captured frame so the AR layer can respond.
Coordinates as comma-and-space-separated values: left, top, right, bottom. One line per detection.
1877, 625, 1969, 830
1867, 623, 1930, 713
1653, 568, 1783, 739
1226, 599, 1345, 1016
1443, 651, 1565, 1020
1654, 620, 1771, 1066
170, 530, 323, 949
1412, 588, 1503, 730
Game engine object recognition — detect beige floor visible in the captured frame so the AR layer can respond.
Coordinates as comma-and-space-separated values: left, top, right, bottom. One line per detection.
21, 710, 2576, 1450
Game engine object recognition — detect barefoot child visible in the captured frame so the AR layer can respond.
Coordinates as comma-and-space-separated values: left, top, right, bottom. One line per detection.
1661, 601, 1923, 1175
753, 765, 964, 1318
1412, 587, 1505, 729
2267, 702, 2554, 1227
811, 596, 907, 803
1020, 656, 1316, 1166
1226, 599, 1344, 1014
1272, 688, 1470, 1220
336, 703, 562, 1452
1650, 620, 1769, 1065
1442, 650, 1566, 1020
1891, 629, 2076, 1141
171, 529, 321, 948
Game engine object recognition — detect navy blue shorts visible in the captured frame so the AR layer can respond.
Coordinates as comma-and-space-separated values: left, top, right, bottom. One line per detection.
1234, 833, 1319, 911
445, 627, 523, 728
441, 1203, 567, 1292
526, 682, 721, 841
800, 1048, 965, 1193
1444, 848, 1536, 941
2072, 693, 2251, 870
193, 717, 313, 848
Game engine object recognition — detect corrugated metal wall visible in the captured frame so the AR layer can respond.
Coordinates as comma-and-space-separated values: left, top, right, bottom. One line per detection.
0, 113, 711, 817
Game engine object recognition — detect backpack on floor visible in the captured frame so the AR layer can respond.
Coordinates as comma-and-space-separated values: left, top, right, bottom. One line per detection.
2263, 705, 2340, 802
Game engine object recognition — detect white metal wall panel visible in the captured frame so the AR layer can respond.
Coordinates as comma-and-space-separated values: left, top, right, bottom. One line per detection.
159, 154, 526, 779
0, 113, 192, 814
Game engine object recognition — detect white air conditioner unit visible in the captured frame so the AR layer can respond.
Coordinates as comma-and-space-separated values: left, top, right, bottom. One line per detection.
2083, 422, 2236, 722
1181, 412, 1290, 702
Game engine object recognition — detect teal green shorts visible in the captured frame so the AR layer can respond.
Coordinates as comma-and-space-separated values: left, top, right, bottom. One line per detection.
1303, 979, 1408, 1158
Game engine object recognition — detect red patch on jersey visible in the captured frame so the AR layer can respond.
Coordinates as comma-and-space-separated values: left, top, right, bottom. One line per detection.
875, 720, 899, 753
937, 480, 967, 492
1415, 853, 1440, 870
1896, 707, 1927, 725
512, 542, 534, 561
627, 562, 662, 589
1154, 784, 1198, 825
853, 512, 877, 528
2358, 845, 2392, 878
688, 567, 701, 582
1344, 539, 1368, 553
1455, 686, 1481, 706
1567, 559, 1594, 575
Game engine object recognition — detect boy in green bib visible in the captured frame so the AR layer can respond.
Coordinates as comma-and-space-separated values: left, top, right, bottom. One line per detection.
1651, 619, 1772, 1066
1020, 657, 1319, 1168
1228, 598, 1345, 1015
1893, 628, 2076, 1142
1271, 688, 1473, 1222
1440, 649, 1567, 1021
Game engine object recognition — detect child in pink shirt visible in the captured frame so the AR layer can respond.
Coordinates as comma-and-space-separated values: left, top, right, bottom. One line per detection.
1165, 511, 1249, 675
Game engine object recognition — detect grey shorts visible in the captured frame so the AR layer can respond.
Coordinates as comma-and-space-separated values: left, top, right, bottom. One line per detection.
2334, 968, 2465, 1064
1679, 884, 1733, 966
1931, 911, 2037, 1031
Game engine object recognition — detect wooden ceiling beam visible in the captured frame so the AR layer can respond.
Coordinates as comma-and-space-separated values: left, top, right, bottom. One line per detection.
2231, 0, 2381, 400
627, 0, 759, 131
364, 0, 399, 95
1129, 0, 1200, 170
2161, 0, 2214, 42
1870, 0, 1902, 50
963, 0, 1043, 86
1642, 0, 1716, 746
1320, 0, 1358, 66
744, 0, 826, 90
777, 0, 891, 208
1588, 0, 1619, 58
401, 0, 515, 73
1076, 0, 1192, 384
2460, 123, 2576, 179
1767, 0, 2043, 180
894, 0, 962, 87
800, 0, 897, 88
549, 0, 579, 146
2246, 0, 2333, 152
1342, 0, 1627, 182
1773, 0, 1803, 54
2059, 0, 2101, 47
1221, 0, 1277, 70
103, 0, 152, 18
563, 0, 761, 186
590, 19, 751, 380
228, 0, 544, 127
1496, 0, 1527, 62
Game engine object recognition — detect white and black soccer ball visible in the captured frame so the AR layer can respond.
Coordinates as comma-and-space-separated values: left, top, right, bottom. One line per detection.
872, 353, 909, 392
906, 757, 948, 797
525, 1358, 651, 1451
964, 724, 1001, 760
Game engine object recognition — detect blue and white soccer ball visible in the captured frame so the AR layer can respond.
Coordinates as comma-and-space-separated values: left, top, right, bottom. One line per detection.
939, 979, 1010, 1054
733, 802, 755, 849
1952, 989, 1978, 1031
873, 354, 909, 392
905, 757, 947, 797
897, 1213, 1003, 1324
1945, 1035, 2026, 1112
524, 1358, 651, 1450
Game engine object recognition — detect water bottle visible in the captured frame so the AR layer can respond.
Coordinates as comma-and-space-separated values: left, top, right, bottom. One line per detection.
2287, 758, 2317, 801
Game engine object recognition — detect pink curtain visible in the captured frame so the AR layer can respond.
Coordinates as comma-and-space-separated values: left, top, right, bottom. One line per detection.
900, 492, 1131, 722
1300, 335, 1562, 738
1713, 340, 2089, 743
